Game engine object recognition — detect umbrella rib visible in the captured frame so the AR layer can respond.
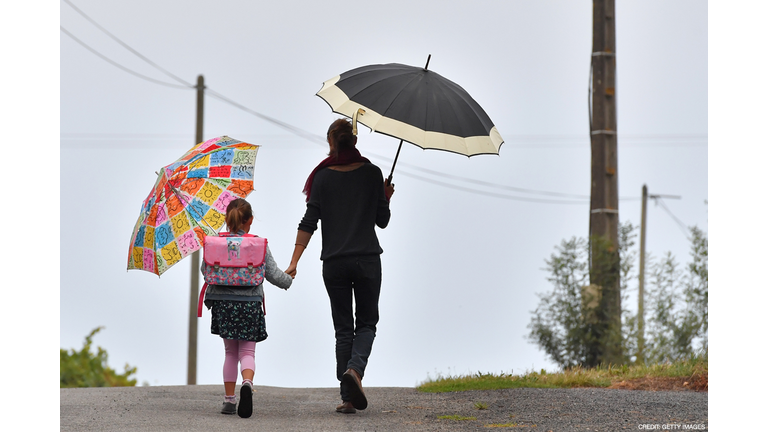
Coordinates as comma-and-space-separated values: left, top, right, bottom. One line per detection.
341, 69, 423, 128
430, 77, 492, 137
167, 183, 217, 235
351, 72, 428, 143
380, 72, 425, 120
348, 68, 491, 144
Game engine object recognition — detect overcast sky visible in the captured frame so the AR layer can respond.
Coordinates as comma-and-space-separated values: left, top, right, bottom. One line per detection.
8, 1, 768, 427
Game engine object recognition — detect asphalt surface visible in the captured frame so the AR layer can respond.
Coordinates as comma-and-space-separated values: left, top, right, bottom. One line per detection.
61, 385, 708, 431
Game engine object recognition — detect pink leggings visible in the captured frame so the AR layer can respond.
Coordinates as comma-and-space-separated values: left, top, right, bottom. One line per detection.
222, 339, 256, 383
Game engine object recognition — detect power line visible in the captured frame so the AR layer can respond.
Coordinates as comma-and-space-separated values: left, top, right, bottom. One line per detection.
59, 132, 707, 147
391, 169, 589, 204
370, 154, 592, 199
62, 0, 329, 145
187, 89, 597, 204
205, 89, 327, 146
58, 2, 669, 206
652, 197, 690, 239
55, 28, 628, 205
62, 0, 193, 88
60, 26, 192, 90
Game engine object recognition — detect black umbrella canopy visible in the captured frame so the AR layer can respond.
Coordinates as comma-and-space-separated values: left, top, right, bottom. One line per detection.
317, 60, 504, 158
335, 63, 496, 139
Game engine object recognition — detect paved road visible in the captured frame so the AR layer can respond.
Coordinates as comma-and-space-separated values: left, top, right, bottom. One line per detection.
61, 385, 708, 431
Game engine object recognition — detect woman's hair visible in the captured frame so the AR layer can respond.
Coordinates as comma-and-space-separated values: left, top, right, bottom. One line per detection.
225, 198, 252, 233
327, 118, 357, 158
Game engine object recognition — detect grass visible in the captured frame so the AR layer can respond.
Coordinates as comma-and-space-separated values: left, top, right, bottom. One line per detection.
418, 354, 707, 393
437, 415, 477, 421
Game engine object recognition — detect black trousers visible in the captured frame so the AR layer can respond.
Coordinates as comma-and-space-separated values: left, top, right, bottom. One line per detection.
322, 255, 381, 400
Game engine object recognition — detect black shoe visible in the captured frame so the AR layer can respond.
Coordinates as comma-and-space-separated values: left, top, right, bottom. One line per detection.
341, 369, 367, 410
221, 401, 236, 415
237, 382, 253, 418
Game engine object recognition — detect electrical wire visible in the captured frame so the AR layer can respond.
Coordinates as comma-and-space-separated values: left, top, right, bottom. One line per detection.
652, 197, 691, 239
62, 0, 194, 88
369, 154, 592, 199
202, 93, 596, 203
59, 132, 707, 146
390, 169, 589, 204
56, 28, 633, 205
205, 89, 327, 146
58, 1, 672, 206
60, 26, 192, 90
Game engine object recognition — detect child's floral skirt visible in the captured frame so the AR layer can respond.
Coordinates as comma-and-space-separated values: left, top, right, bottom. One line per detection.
209, 300, 267, 342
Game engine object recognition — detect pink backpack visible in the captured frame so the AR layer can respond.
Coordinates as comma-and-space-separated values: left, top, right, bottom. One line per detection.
198, 233, 268, 318
202, 233, 267, 287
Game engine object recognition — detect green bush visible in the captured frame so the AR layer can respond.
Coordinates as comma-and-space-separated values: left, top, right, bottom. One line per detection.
60, 327, 137, 388
642, 226, 708, 363
528, 223, 708, 368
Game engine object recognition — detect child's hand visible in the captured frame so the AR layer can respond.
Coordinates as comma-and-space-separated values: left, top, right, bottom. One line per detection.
285, 263, 297, 278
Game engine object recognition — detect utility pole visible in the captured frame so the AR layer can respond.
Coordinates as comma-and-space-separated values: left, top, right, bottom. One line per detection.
637, 185, 680, 365
187, 74, 205, 385
637, 184, 648, 364
588, 0, 621, 366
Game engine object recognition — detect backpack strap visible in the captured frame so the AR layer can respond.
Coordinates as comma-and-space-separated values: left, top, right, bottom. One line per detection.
197, 283, 208, 318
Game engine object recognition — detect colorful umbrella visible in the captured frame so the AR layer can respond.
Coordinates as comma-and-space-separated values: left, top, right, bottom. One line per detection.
127, 136, 259, 276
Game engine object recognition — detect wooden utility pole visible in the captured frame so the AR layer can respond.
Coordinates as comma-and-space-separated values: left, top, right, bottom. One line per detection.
187, 74, 205, 385
588, 0, 621, 366
637, 186, 680, 365
637, 184, 648, 364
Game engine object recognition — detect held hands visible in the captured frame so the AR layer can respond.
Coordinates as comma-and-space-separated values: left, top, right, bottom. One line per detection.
287, 231, 310, 280
285, 263, 297, 279
384, 178, 395, 201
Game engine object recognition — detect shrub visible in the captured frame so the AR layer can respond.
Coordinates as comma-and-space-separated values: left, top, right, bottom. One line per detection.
60, 327, 137, 388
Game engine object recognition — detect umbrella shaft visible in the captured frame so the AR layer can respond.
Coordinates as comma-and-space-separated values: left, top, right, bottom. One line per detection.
388, 140, 404, 183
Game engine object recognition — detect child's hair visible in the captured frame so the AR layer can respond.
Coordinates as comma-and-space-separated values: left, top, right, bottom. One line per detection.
327, 118, 357, 158
225, 198, 252, 233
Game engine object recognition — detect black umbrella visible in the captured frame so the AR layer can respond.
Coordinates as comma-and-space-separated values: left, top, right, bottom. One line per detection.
316, 55, 504, 182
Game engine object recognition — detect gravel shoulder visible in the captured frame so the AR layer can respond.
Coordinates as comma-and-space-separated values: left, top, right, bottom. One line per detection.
61, 385, 708, 431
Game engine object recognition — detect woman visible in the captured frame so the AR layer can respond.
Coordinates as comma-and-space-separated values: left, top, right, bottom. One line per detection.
285, 118, 394, 414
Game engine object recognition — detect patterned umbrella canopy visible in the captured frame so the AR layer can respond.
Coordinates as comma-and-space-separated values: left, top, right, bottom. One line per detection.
127, 136, 258, 276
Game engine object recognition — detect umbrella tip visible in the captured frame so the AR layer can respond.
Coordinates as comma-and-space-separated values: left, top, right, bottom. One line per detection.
424, 54, 431, 71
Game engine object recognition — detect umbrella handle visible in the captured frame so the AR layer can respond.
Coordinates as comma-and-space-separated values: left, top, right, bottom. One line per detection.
387, 139, 404, 185
352, 108, 365, 136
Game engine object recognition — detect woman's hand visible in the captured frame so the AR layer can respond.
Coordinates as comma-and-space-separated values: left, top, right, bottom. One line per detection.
286, 230, 311, 279
285, 263, 297, 278
384, 178, 395, 201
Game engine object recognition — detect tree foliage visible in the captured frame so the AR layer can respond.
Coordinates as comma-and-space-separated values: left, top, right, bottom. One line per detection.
60, 327, 138, 388
642, 226, 708, 363
527, 235, 592, 368
528, 223, 708, 369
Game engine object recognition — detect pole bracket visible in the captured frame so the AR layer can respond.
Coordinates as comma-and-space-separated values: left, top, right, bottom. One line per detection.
591, 208, 619, 214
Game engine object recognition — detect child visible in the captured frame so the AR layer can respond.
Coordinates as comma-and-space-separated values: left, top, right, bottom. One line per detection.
201, 198, 293, 418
